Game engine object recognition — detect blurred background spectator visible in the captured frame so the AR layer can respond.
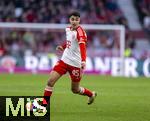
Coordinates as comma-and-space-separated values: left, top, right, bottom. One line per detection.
134, 0, 150, 37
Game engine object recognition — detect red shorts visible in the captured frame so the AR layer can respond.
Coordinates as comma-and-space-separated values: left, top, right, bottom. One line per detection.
53, 60, 82, 82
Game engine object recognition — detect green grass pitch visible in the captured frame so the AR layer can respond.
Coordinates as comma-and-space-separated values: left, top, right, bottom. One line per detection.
0, 74, 150, 121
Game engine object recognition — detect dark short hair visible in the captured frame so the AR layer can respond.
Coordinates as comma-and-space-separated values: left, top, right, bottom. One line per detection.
68, 11, 80, 18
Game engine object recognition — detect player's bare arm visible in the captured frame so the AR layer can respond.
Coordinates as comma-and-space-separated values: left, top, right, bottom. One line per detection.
56, 42, 67, 51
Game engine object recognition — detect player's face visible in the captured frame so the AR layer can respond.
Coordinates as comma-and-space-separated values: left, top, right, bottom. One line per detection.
69, 16, 80, 29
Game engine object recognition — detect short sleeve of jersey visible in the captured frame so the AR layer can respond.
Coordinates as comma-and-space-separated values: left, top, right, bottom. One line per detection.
76, 26, 87, 44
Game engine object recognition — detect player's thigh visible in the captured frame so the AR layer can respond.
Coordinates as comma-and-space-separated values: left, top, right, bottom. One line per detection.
47, 60, 67, 86
53, 60, 68, 75
47, 71, 62, 86
68, 66, 82, 92
68, 66, 82, 82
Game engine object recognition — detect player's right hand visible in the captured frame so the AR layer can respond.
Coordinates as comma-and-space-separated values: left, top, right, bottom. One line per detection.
56, 46, 64, 51
81, 61, 86, 70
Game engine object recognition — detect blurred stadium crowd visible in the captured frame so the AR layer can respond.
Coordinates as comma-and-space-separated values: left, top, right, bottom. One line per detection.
0, 0, 149, 61
0, 0, 125, 24
134, 0, 150, 33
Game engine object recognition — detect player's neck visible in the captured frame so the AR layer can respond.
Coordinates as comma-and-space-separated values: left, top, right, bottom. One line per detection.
70, 25, 80, 31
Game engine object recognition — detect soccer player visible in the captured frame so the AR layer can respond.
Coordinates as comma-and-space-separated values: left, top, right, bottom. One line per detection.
42, 11, 97, 108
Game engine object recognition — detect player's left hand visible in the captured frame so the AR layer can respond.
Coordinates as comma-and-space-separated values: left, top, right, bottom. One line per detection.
56, 46, 64, 51
81, 61, 86, 70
